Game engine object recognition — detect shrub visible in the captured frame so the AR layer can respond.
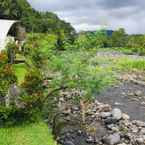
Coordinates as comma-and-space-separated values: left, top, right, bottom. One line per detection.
0, 51, 8, 66
0, 64, 17, 97
43, 50, 115, 123
0, 67, 44, 126
0, 105, 41, 126
21, 70, 44, 95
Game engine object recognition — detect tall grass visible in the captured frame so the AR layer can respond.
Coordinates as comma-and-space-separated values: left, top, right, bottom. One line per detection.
116, 58, 145, 71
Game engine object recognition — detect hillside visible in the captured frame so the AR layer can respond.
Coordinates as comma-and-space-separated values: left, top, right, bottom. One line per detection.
0, 0, 75, 38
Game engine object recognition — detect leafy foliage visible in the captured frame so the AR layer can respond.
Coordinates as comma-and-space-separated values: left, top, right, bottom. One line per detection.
74, 30, 107, 49
22, 70, 44, 96
0, 61, 17, 97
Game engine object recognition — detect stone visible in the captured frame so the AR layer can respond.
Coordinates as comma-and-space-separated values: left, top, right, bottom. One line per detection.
140, 128, 145, 134
117, 143, 127, 145
133, 120, 145, 127
101, 112, 112, 118
135, 90, 142, 96
121, 92, 126, 96
6, 84, 21, 107
103, 133, 121, 145
9, 84, 21, 97
86, 122, 107, 141
77, 130, 82, 136
136, 137, 144, 144
131, 125, 138, 133
122, 113, 130, 120
143, 135, 145, 140
114, 102, 123, 106
104, 117, 118, 124
107, 124, 119, 132
127, 92, 134, 96
64, 141, 75, 145
112, 108, 122, 120
86, 136, 94, 143
141, 102, 145, 105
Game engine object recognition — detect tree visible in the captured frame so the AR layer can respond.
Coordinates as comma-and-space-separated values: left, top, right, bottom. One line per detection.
74, 30, 107, 49
127, 35, 145, 55
111, 28, 127, 47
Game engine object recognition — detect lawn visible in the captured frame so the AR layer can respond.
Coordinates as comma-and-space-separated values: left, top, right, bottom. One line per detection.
0, 122, 57, 145
13, 63, 27, 84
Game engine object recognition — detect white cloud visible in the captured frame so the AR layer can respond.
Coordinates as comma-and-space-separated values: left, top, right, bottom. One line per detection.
28, 0, 145, 34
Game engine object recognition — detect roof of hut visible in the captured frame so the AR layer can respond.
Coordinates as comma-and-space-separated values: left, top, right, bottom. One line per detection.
0, 19, 18, 51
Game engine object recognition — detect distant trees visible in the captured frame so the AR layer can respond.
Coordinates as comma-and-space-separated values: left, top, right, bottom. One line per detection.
71, 28, 145, 55
74, 30, 108, 49
126, 35, 145, 55
109, 28, 127, 47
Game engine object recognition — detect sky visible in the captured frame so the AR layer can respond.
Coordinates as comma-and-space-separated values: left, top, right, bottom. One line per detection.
28, 0, 145, 34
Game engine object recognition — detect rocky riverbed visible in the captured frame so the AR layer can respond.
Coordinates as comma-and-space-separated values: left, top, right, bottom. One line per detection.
96, 72, 145, 121
53, 51, 145, 145
54, 97, 145, 145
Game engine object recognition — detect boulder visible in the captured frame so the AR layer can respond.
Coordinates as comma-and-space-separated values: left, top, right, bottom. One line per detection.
112, 108, 122, 120
103, 133, 121, 145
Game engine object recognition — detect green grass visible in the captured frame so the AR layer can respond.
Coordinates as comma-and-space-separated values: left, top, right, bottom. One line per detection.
116, 58, 145, 71
15, 54, 26, 61
0, 122, 57, 145
13, 63, 27, 84
97, 47, 135, 55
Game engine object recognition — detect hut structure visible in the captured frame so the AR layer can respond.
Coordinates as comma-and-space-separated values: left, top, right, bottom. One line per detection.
0, 19, 26, 51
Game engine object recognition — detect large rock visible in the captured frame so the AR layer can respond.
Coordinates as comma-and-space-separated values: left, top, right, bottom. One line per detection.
5, 84, 21, 107
133, 120, 145, 127
86, 122, 107, 142
9, 84, 21, 97
103, 133, 121, 145
112, 108, 122, 120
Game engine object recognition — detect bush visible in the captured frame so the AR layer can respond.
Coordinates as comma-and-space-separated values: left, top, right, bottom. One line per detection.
0, 51, 8, 66
21, 70, 44, 95
43, 50, 116, 123
0, 105, 41, 126
0, 64, 17, 97
0, 66, 44, 126
24, 33, 57, 55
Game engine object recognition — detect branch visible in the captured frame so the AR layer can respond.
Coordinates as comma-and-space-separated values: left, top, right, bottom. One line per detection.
42, 86, 68, 102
